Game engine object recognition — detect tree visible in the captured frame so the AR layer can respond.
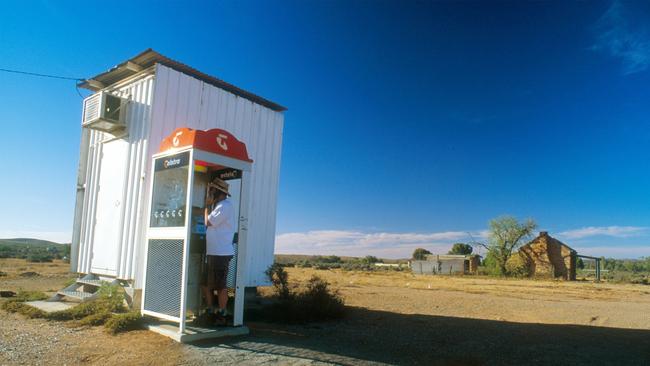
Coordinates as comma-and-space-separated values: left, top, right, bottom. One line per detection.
448, 243, 473, 255
361, 255, 381, 264
476, 216, 537, 276
412, 248, 432, 260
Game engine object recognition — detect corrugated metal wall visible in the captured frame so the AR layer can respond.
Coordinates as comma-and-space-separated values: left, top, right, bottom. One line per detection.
138, 64, 284, 287
75, 74, 155, 280
411, 259, 468, 275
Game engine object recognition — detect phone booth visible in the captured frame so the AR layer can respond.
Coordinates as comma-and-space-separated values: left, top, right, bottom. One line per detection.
141, 127, 252, 340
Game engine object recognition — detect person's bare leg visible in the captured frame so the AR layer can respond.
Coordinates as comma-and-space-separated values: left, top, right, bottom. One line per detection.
217, 289, 228, 312
202, 286, 214, 310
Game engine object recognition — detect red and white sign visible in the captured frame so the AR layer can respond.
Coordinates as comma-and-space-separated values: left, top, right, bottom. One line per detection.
159, 127, 252, 162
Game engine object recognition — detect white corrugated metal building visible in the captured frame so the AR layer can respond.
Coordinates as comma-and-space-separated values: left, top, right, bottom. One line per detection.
70, 49, 285, 291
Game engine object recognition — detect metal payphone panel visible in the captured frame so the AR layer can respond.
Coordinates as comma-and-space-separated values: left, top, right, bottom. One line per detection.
143, 238, 185, 318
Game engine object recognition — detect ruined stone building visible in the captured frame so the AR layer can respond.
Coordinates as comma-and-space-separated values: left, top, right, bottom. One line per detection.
517, 231, 577, 280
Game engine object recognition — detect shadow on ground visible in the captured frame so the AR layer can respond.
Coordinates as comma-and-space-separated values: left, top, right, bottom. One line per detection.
191, 307, 650, 365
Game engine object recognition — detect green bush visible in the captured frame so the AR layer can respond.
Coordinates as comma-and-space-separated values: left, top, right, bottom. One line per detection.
14, 290, 49, 302
26, 253, 54, 263
104, 311, 143, 334
1, 300, 46, 318
47, 301, 106, 321
76, 312, 113, 327
2, 283, 144, 334
341, 261, 376, 271
47, 285, 126, 321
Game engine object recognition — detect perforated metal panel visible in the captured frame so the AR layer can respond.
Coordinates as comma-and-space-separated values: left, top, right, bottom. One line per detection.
143, 239, 184, 318
226, 243, 238, 288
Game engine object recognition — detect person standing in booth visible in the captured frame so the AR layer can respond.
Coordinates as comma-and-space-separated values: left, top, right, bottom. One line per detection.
202, 177, 235, 324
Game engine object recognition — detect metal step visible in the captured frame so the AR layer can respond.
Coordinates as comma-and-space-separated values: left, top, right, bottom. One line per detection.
56, 290, 96, 302
76, 278, 109, 287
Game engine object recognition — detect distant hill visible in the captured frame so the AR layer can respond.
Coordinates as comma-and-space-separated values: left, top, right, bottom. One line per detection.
0, 238, 70, 262
0, 238, 69, 248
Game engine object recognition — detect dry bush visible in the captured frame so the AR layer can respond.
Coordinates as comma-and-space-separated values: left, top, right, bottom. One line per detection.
505, 253, 532, 277
265, 263, 291, 300
261, 264, 345, 323
295, 275, 345, 321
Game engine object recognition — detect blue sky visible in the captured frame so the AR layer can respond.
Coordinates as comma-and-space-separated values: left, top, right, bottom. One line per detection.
0, 0, 649, 258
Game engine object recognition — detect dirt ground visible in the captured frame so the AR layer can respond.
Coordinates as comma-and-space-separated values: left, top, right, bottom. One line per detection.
1, 259, 649, 365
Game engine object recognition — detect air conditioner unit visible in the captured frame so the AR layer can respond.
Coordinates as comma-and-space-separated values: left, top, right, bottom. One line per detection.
82, 91, 127, 133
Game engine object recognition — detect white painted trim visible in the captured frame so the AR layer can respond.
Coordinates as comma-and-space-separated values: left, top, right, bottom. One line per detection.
233, 170, 252, 326
142, 309, 181, 323
178, 149, 195, 334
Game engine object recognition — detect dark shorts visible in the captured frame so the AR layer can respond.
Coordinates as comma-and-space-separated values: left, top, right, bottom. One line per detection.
203, 255, 233, 290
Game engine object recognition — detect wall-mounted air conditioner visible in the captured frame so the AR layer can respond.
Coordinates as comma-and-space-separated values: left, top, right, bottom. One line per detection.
82, 91, 127, 133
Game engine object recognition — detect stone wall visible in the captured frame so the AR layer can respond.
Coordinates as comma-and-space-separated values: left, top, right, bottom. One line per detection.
518, 232, 576, 280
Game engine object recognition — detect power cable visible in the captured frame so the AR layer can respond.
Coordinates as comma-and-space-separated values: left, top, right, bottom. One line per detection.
0, 67, 85, 81
0, 67, 87, 98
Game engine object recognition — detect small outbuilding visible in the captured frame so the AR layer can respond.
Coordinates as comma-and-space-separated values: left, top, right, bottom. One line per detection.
515, 231, 577, 280
411, 254, 480, 275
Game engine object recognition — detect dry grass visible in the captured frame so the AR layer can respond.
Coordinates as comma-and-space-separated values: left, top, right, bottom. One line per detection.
281, 267, 650, 302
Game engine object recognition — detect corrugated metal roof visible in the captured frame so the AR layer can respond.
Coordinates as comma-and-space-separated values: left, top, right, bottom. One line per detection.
78, 48, 287, 112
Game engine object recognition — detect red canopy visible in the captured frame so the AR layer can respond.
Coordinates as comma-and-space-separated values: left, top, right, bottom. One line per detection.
159, 127, 252, 163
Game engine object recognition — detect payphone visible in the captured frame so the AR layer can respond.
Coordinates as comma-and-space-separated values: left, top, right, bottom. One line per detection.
141, 128, 253, 335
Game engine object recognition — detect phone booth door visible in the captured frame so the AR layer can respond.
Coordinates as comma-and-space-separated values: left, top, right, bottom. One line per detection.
142, 149, 193, 323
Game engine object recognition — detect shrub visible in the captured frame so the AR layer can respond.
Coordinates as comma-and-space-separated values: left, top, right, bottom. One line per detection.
76, 312, 113, 327
96, 283, 126, 312
262, 265, 346, 323
2, 300, 46, 318
47, 285, 126, 321
296, 260, 312, 268
341, 261, 376, 271
505, 253, 532, 277
14, 290, 49, 302
26, 253, 54, 263
265, 263, 291, 300
104, 311, 143, 334
295, 276, 345, 321
482, 251, 503, 276
48, 301, 105, 321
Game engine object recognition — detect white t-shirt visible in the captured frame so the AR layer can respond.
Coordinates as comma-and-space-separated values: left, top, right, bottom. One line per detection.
206, 198, 236, 256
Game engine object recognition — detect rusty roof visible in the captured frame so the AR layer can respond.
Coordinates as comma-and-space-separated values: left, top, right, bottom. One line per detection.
78, 48, 286, 112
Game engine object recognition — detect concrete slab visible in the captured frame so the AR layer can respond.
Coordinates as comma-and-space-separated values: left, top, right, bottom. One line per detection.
146, 320, 249, 343
25, 301, 74, 313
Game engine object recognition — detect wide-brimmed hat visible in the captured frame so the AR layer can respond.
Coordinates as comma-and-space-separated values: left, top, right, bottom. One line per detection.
209, 178, 231, 196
